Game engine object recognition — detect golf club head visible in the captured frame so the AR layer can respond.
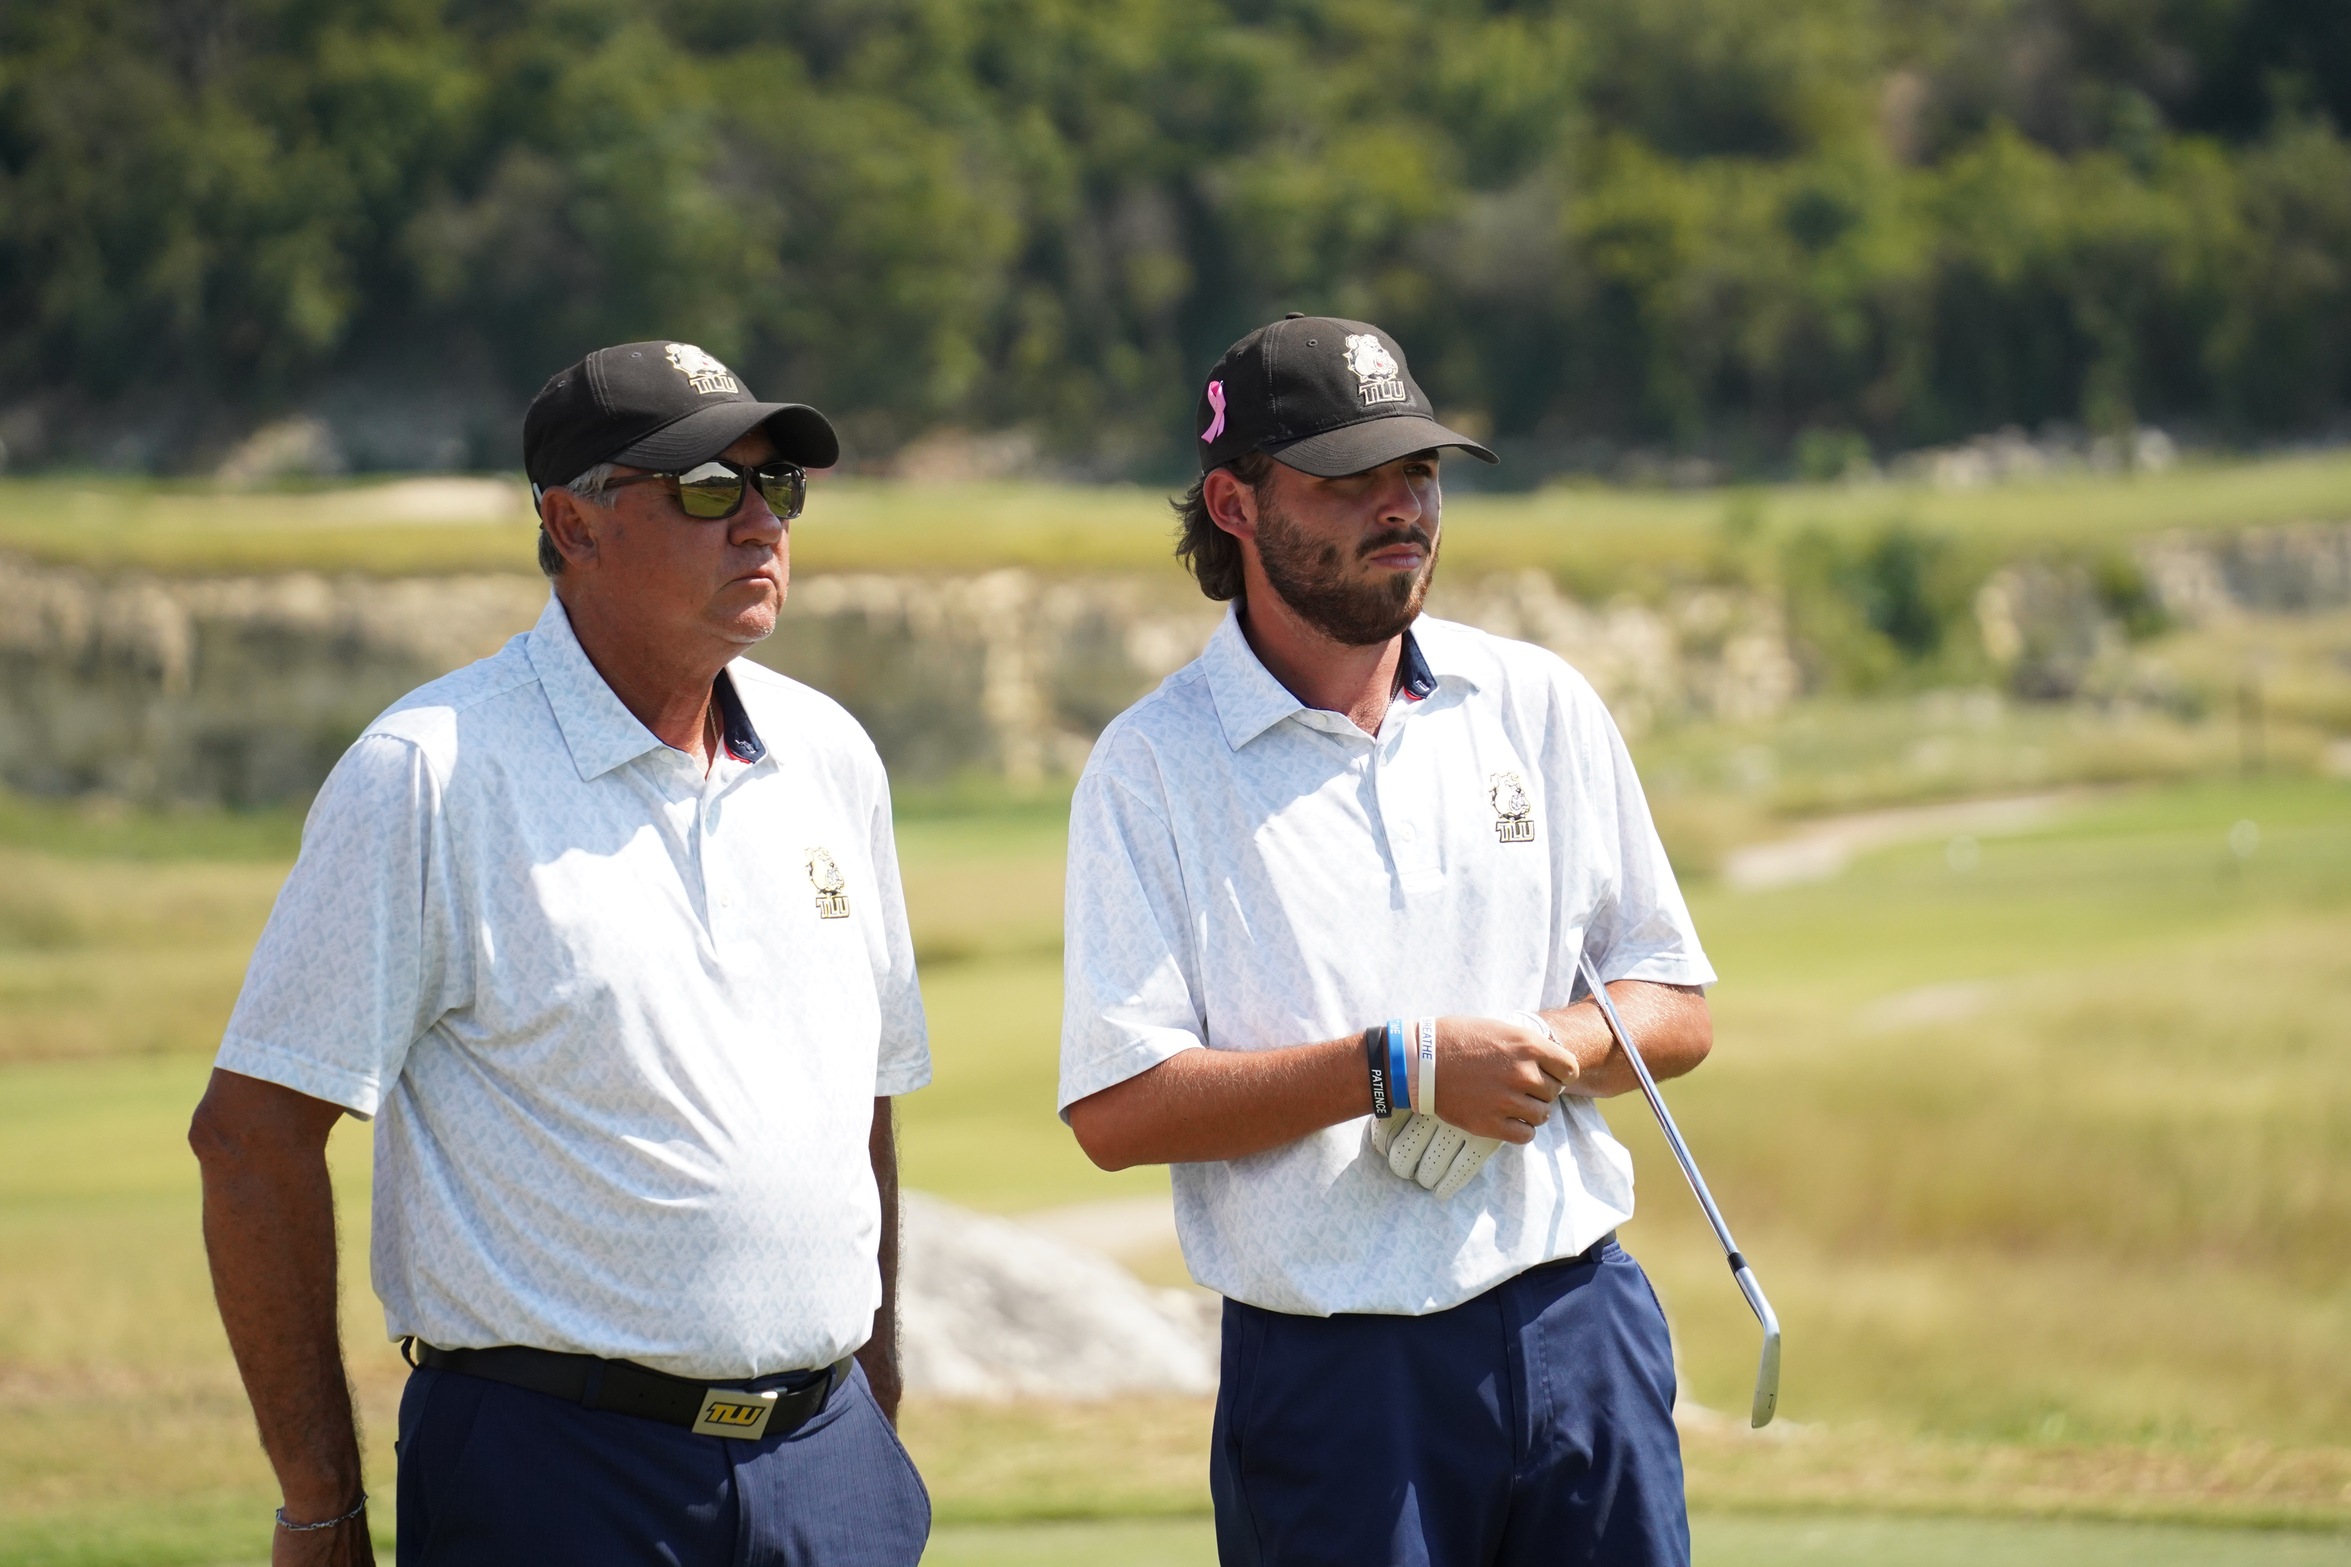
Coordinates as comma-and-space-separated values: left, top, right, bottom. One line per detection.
1751, 1322, 1782, 1428
1734, 1262, 1782, 1427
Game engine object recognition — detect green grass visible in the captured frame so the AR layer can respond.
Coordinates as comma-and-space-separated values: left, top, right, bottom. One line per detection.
1650, 778, 2351, 1449
2, 448, 2346, 581
3, 1510, 2339, 1567
0, 793, 308, 862
2, 777, 2348, 1556
919, 1514, 2351, 1567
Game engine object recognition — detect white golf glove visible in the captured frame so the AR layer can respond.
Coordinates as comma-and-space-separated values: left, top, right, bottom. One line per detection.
1367, 1013, 1558, 1201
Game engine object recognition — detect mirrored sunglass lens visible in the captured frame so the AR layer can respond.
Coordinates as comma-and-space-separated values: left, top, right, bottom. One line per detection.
673, 464, 746, 518
757, 467, 806, 518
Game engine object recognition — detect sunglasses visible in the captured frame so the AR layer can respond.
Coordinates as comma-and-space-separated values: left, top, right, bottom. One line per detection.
603, 459, 807, 521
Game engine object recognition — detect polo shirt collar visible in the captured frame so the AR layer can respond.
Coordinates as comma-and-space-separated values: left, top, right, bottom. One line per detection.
712, 665, 767, 764
1202, 603, 1469, 751
526, 596, 770, 781
529, 597, 667, 780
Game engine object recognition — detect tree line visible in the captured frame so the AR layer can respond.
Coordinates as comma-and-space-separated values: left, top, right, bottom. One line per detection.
2, 0, 2346, 479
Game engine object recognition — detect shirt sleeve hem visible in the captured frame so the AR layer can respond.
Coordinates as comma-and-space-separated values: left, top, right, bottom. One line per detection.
1591, 952, 1719, 990
1056, 1032, 1203, 1121
875, 1060, 933, 1097
213, 1035, 384, 1119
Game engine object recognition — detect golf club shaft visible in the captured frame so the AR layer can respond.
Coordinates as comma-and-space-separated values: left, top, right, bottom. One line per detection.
1573, 954, 1744, 1263
1574, 953, 1782, 1428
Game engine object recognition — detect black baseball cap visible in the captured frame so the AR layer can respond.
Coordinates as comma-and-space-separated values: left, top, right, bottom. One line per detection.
1195, 314, 1497, 477
523, 341, 840, 492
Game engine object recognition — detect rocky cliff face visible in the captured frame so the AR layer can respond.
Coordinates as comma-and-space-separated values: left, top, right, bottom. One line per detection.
3, 523, 2341, 805
1977, 522, 2351, 699
0, 566, 546, 802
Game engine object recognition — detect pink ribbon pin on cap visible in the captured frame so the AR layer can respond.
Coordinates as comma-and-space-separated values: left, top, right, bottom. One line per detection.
1201, 380, 1226, 443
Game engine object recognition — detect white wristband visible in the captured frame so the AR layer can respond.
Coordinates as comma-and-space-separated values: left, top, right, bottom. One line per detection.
1414, 1016, 1437, 1121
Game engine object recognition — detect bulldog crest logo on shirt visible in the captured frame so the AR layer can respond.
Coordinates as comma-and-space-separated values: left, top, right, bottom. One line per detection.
1489, 772, 1537, 843
1343, 333, 1410, 407
805, 847, 850, 919
665, 342, 741, 396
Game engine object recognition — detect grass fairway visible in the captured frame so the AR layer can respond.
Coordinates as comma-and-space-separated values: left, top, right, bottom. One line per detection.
0, 775, 2346, 1560
921, 1514, 2351, 1567
0, 447, 2344, 582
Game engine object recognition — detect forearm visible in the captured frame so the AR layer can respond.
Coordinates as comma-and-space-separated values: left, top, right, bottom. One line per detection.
191, 1076, 364, 1522
856, 1097, 902, 1423
1541, 981, 1711, 1098
1066, 988, 1706, 1169
1067, 1034, 1368, 1169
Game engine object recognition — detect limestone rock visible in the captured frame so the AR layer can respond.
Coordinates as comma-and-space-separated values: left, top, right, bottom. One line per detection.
897, 1191, 1217, 1400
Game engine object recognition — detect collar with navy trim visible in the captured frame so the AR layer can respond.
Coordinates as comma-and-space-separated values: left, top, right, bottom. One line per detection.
527, 595, 768, 778
1396, 631, 1437, 703
711, 668, 766, 763
1202, 603, 1454, 750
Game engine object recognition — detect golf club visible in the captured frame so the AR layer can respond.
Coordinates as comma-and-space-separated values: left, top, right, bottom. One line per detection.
1575, 952, 1782, 1428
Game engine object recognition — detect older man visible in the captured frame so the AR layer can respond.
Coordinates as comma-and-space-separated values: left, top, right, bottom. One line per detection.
190, 342, 931, 1566
1060, 315, 1717, 1565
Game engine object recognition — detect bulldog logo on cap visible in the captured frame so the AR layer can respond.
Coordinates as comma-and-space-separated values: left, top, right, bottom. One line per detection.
1344, 334, 1409, 408
665, 343, 741, 396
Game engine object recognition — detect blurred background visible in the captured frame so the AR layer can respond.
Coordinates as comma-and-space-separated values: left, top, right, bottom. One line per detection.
1, 3, 2348, 1564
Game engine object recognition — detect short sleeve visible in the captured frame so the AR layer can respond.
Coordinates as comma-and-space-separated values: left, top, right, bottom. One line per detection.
1057, 758, 1207, 1115
215, 734, 468, 1117
863, 768, 932, 1097
1575, 692, 1717, 991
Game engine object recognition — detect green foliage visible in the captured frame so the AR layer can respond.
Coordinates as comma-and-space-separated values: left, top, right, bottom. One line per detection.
0, 1, 2348, 473
2089, 547, 2171, 641
1779, 521, 1985, 690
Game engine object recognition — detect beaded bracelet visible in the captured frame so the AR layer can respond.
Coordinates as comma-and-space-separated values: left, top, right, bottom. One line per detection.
276, 1494, 367, 1533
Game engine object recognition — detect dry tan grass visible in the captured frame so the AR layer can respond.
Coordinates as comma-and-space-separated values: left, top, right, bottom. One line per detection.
3, 779, 2348, 1558
0, 849, 285, 1063
1, 449, 2346, 581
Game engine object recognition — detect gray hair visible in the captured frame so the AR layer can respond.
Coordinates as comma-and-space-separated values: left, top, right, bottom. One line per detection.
537, 460, 621, 577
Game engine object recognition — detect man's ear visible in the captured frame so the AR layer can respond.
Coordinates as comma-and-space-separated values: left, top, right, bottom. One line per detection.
539, 487, 603, 573
1201, 467, 1259, 542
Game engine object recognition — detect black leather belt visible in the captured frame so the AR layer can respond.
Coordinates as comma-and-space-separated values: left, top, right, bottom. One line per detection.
1531, 1231, 1617, 1272
406, 1340, 848, 1442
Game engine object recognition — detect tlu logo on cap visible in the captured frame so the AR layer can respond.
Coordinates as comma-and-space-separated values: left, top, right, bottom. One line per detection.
1343, 335, 1409, 407
665, 342, 740, 396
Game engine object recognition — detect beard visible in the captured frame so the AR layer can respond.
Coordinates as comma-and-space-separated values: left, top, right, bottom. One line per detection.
1252, 498, 1440, 646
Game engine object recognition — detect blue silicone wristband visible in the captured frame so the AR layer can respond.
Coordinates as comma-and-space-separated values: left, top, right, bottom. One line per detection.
1387, 1019, 1410, 1112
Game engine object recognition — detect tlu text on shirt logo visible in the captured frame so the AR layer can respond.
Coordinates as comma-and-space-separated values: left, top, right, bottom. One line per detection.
805, 847, 851, 918
1489, 771, 1537, 843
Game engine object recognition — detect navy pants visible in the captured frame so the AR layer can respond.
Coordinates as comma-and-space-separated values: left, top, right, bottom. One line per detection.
394, 1358, 929, 1566
1211, 1240, 1688, 1567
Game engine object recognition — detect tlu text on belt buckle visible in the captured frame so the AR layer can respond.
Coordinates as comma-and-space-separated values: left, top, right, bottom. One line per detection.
691, 1387, 778, 1439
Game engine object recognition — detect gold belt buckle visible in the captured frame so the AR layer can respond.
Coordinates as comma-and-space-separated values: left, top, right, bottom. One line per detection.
691, 1387, 778, 1440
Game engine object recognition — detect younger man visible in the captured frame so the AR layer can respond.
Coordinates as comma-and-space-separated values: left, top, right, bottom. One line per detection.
1060, 315, 1716, 1565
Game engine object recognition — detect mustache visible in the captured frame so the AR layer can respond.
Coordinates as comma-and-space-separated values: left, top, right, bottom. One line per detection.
1356, 526, 1435, 559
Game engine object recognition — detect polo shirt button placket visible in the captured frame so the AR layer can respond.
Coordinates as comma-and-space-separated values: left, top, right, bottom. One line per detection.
697, 794, 728, 935
1378, 718, 1443, 896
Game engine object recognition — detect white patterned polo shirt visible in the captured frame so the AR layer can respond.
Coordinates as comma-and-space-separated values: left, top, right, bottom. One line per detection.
218, 595, 930, 1377
1060, 607, 1714, 1317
